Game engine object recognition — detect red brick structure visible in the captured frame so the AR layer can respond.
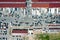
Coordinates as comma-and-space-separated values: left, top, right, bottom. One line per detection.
0, 0, 60, 7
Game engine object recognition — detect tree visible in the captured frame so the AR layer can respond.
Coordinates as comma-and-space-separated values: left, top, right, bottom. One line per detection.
23, 36, 28, 40
34, 33, 49, 40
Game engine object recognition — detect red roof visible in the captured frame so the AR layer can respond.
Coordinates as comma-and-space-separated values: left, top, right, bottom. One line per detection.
32, 3, 49, 8
49, 3, 60, 8
0, 4, 26, 8
12, 29, 28, 33
0, 0, 60, 2
0, 0, 26, 2
48, 24, 60, 26
32, 0, 60, 2
0, 0, 26, 7
0, 0, 60, 7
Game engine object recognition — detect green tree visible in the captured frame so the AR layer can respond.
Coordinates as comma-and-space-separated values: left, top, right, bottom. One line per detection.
23, 36, 28, 40
34, 33, 49, 40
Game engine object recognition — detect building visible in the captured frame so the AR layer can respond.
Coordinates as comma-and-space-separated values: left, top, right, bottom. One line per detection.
0, 0, 60, 40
